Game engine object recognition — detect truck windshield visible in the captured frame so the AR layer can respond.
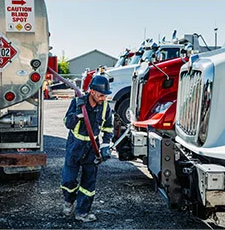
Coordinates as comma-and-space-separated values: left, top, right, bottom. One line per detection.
159, 48, 180, 60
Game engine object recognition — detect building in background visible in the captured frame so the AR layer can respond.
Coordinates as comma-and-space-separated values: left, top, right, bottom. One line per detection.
68, 49, 118, 77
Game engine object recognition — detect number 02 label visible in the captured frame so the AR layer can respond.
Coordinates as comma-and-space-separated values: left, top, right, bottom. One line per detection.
0, 48, 11, 57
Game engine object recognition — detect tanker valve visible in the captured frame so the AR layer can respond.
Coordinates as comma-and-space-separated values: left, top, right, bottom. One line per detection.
0, 114, 32, 127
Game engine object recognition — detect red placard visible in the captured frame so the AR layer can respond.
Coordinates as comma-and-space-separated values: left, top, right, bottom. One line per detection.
0, 35, 18, 70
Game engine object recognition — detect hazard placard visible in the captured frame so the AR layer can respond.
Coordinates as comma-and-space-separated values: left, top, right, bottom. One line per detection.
0, 34, 18, 70
5, 0, 35, 33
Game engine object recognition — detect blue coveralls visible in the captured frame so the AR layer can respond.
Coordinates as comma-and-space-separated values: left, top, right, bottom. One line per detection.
61, 94, 113, 215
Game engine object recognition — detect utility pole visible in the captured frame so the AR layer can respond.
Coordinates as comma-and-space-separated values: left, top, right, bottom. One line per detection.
214, 27, 218, 49
144, 27, 146, 40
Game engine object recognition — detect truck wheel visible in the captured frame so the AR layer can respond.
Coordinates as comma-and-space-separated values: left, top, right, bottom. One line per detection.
192, 203, 212, 220
116, 136, 135, 161
116, 98, 130, 124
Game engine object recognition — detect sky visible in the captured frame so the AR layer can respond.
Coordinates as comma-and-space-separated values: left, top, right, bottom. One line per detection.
45, 0, 225, 61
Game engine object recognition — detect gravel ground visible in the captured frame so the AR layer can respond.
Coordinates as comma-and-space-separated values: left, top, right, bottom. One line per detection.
0, 99, 225, 229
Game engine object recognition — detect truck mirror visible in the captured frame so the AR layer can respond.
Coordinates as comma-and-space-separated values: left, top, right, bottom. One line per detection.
109, 77, 114, 83
163, 78, 174, 88
150, 53, 156, 63
151, 53, 156, 59
180, 48, 186, 54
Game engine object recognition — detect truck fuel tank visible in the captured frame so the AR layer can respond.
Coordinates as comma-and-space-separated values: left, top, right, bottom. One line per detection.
0, 0, 49, 109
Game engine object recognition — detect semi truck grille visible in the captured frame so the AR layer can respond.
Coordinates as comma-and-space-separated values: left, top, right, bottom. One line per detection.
177, 68, 212, 146
177, 71, 202, 135
130, 64, 149, 121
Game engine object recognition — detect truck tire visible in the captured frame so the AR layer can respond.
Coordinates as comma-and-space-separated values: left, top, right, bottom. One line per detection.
116, 136, 135, 161
192, 203, 212, 220
116, 98, 130, 124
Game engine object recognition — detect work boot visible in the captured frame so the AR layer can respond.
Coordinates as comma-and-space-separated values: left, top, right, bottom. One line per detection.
75, 213, 97, 222
62, 201, 75, 216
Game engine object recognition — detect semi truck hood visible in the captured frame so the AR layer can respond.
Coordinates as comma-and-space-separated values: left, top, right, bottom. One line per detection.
106, 64, 140, 83
105, 64, 140, 99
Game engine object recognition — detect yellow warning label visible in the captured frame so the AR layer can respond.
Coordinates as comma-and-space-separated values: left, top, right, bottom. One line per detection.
16, 23, 23, 31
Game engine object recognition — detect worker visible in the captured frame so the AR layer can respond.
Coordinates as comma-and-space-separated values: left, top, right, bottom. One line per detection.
43, 80, 49, 99
61, 75, 113, 222
43, 79, 52, 99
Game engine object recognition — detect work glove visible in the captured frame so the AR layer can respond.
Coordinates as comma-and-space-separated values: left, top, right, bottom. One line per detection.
76, 96, 87, 119
100, 144, 111, 161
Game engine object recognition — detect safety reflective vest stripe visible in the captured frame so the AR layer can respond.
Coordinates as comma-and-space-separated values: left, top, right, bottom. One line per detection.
72, 100, 109, 141
61, 185, 95, 197
72, 120, 98, 141
101, 101, 113, 132
100, 100, 107, 129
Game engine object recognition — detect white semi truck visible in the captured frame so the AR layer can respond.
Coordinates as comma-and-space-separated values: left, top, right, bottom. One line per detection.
147, 48, 225, 219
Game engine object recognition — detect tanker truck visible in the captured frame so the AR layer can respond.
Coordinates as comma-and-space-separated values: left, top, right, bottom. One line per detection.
0, 0, 49, 180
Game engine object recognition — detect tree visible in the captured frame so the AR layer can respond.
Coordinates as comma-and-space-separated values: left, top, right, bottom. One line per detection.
58, 51, 70, 74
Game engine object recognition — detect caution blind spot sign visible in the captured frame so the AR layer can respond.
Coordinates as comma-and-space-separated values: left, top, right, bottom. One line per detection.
5, 0, 35, 32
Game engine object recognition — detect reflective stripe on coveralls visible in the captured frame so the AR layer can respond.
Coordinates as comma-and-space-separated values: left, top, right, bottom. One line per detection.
60, 185, 95, 197
60, 184, 79, 193
79, 186, 95, 196
100, 101, 113, 133
71, 100, 110, 141
71, 121, 97, 141
101, 126, 113, 133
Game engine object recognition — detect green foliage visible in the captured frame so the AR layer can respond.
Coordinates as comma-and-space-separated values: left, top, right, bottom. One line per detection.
58, 52, 70, 74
